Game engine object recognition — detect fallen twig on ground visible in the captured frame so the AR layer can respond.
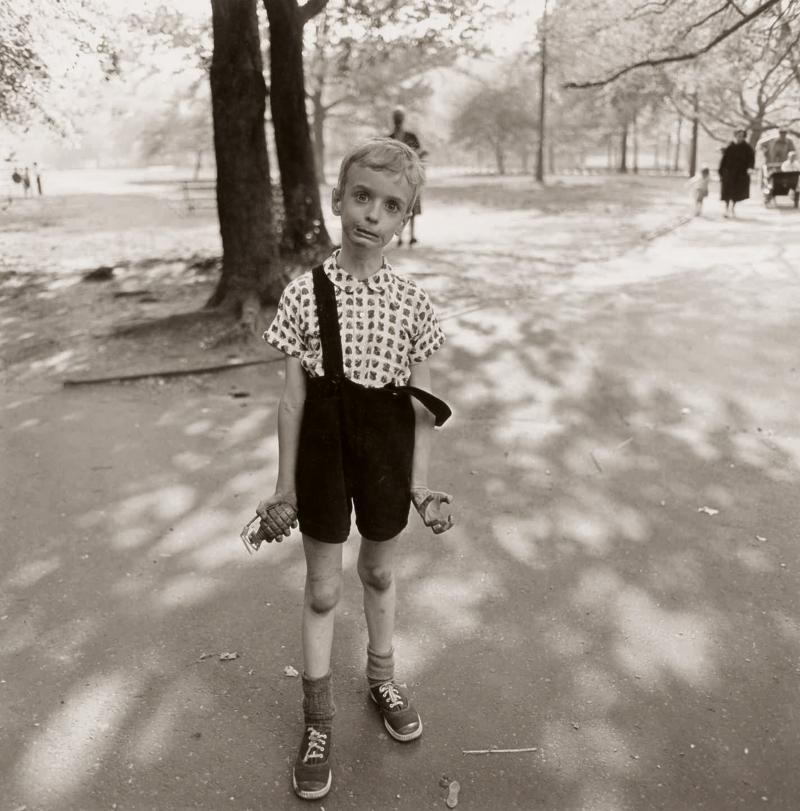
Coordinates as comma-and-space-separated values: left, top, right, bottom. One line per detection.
462, 746, 538, 754
62, 358, 280, 387
643, 213, 693, 241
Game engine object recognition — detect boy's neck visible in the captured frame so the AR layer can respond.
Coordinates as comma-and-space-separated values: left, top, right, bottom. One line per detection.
337, 244, 385, 280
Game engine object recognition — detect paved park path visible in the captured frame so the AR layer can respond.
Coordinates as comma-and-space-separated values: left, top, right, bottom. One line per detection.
2, 180, 800, 810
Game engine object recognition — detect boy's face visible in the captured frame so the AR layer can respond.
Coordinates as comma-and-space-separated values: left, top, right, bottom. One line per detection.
332, 164, 413, 250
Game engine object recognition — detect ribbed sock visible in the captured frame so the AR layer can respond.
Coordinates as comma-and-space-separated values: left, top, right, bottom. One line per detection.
366, 646, 395, 687
302, 671, 335, 726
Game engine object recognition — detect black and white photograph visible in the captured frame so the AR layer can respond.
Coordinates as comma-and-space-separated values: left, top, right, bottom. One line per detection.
2, 0, 799, 808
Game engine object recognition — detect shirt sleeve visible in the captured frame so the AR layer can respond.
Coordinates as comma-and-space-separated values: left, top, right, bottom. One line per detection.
409, 288, 445, 364
263, 279, 306, 359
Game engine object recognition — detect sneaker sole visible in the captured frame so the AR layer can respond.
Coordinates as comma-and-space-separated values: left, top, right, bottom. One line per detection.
383, 716, 423, 742
292, 771, 331, 800
370, 691, 423, 741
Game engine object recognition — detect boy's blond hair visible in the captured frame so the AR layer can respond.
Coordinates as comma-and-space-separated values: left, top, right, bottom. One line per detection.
336, 137, 425, 213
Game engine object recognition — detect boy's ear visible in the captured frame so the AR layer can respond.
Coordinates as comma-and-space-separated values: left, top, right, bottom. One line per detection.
331, 187, 342, 215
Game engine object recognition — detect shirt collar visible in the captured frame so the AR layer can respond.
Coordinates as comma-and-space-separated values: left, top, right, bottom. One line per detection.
323, 251, 398, 298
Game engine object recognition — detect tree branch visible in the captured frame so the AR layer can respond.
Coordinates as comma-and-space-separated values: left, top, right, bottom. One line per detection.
564, 0, 781, 89
681, 1, 736, 37
299, 0, 329, 25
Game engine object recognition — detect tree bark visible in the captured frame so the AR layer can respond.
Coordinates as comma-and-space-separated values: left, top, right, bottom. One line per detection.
494, 140, 506, 175
535, 0, 547, 183
673, 115, 683, 172
688, 91, 699, 177
208, 0, 281, 317
311, 89, 327, 184
264, 0, 332, 254
619, 123, 628, 173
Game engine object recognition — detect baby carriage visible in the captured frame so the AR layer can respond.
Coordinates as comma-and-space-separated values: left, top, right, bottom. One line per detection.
757, 128, 799, 207
761, 164, 799, 207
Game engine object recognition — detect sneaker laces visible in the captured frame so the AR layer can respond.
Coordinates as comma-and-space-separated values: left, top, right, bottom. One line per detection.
378, 681, 405, 710
302, 727, 328, 763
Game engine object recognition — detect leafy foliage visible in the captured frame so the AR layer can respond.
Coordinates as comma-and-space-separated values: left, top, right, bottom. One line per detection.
665, 11, 800, 142
551, 0, 789, 88
0, 0, 119, 134
305, 0, 495, 156
450, 67, 539, 174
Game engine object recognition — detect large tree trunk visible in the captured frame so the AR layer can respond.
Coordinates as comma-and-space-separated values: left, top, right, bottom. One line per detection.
208, 0, 281, 317
264, 0, 332, 254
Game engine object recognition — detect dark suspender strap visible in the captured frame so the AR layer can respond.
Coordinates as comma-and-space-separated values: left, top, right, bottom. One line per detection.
311, 263, 452, 426
311, 264, 344, 380
390, 384, 452, 428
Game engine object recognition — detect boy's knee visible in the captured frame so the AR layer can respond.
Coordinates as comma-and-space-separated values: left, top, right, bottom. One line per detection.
358, 561, 394, 592
307, 576, 341, 615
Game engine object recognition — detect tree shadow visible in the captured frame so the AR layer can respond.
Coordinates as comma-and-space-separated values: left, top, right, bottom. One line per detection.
3, 182, 800, 809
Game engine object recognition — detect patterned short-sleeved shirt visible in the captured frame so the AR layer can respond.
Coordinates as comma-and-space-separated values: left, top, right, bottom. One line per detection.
264, 252, 445, 387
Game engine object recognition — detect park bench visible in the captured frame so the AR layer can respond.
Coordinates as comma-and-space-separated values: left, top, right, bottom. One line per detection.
177, 179, 217, 214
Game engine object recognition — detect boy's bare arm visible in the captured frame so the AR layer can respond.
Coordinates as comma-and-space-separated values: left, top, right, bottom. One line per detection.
253, 356, 306, 541
409, 361, 454, 534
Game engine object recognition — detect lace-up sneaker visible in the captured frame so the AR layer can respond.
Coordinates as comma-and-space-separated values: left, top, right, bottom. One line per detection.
369, 681, 422, 742
292, 725, 332, 800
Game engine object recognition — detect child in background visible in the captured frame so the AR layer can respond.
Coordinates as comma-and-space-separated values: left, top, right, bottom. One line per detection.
243, 137, 454, 801
689, 166, 711, 216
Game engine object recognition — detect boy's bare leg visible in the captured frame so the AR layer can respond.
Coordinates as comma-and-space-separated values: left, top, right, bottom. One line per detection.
357, 535, 399, 654
359, 534, 423, 740
293, 536, 341, 800
302, 535, 344, 678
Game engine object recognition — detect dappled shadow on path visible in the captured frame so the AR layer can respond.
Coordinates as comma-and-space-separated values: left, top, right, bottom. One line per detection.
3, 195, 800, 810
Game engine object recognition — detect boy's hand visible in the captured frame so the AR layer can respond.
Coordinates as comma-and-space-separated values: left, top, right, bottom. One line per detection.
411, 486, 454, 534
256, 492, 298, 538
240, 493, 298, 552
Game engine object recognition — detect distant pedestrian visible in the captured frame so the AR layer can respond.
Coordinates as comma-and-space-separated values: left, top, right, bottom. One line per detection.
33, 162, 43, 195
688, 166, 710, 216
242, 137, 453, 801
22, 167, 31, 197
762, 127, 795, 168
388, 108, 427, 246
11, 167, 21, 186
719, 129, 755, 218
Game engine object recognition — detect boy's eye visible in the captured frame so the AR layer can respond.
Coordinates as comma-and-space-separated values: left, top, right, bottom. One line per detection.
386, 201, 399, 212
355, 191, 369, 202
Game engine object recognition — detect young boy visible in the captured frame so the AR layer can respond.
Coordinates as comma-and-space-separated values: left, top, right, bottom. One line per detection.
244, 137, 454, 801
688, 166, 710, 216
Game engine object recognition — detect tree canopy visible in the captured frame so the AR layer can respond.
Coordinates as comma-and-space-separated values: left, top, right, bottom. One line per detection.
0, 0, 119, 135
553, 0, 792, 89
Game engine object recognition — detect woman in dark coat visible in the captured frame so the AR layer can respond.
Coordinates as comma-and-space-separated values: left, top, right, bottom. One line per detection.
719, 129, 755, 217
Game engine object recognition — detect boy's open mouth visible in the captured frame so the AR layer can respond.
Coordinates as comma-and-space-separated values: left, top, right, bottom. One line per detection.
354, 226, 379, 240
